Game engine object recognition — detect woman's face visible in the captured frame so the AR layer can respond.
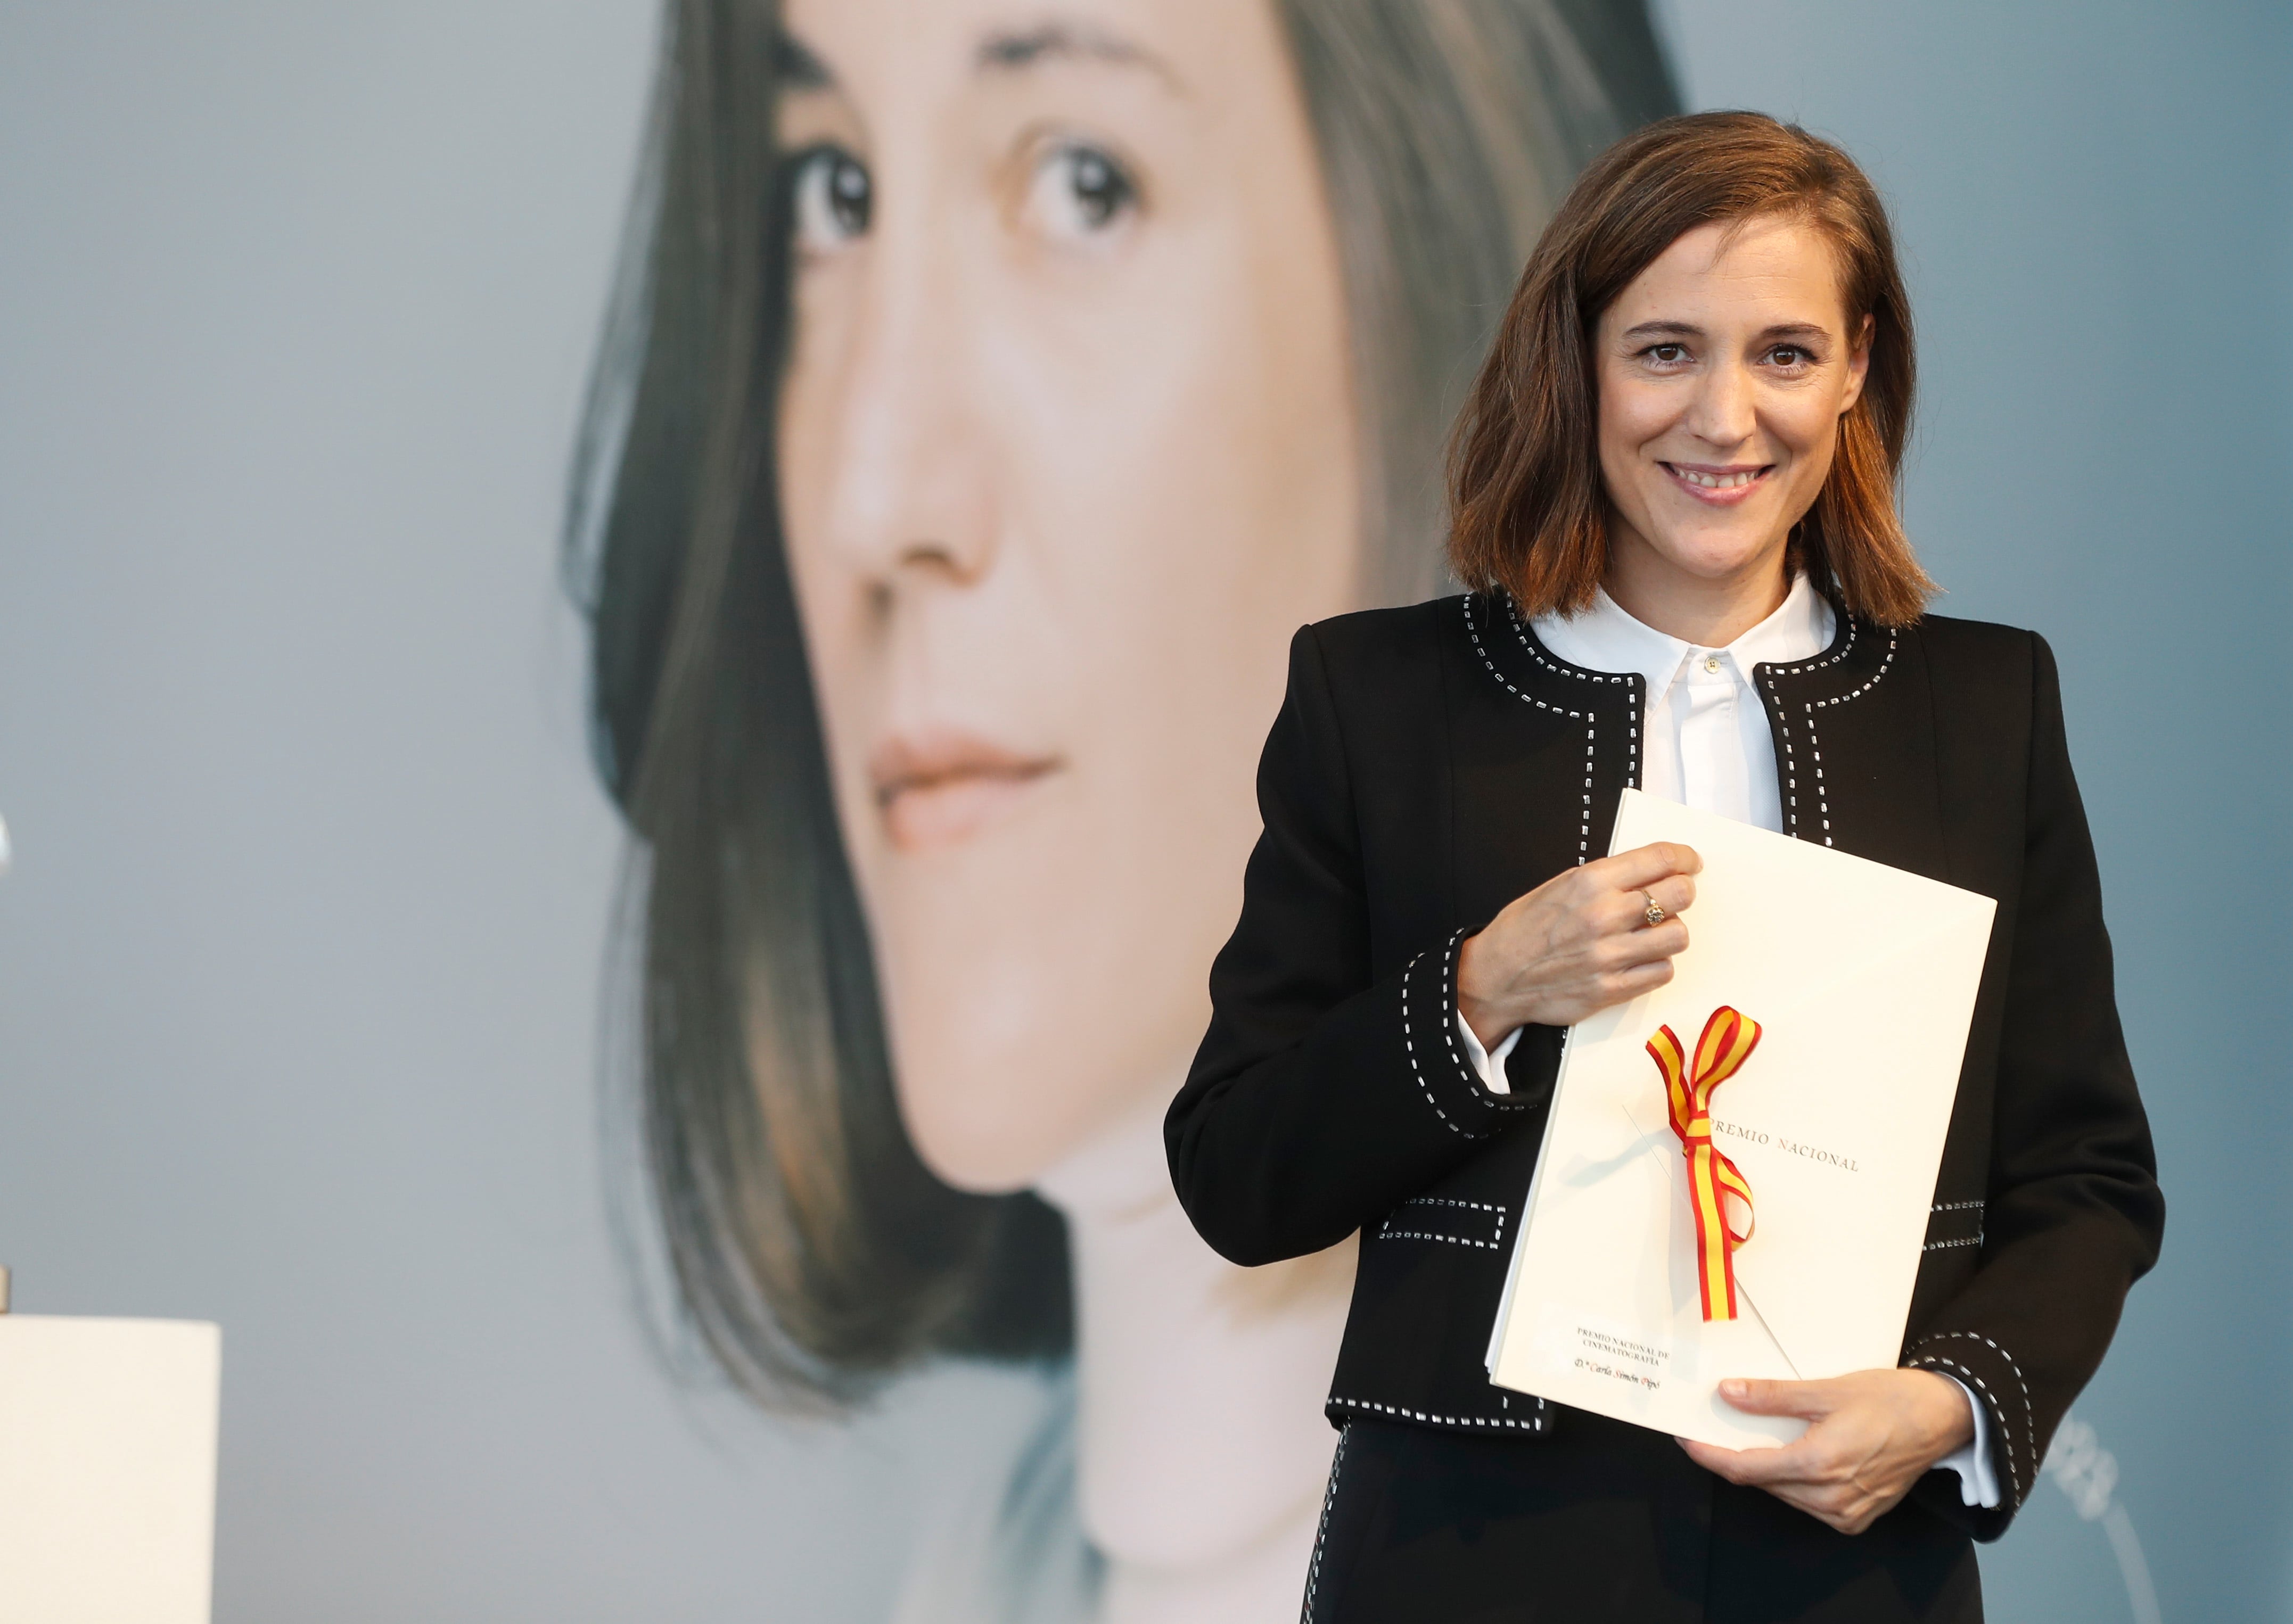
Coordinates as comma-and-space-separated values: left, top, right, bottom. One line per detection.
775, 0, 1358, 1190
1593, 214, 1871, 598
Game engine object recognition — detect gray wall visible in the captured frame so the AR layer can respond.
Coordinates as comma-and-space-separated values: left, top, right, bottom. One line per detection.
0, 2, 2284, 1620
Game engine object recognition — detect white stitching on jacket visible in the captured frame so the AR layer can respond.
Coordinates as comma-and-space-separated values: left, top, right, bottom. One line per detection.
1773, 696, 1803, 836
1401, 947, 1486, 1140
1770, 614, 1860, 674
1328, 1395, 1547, 1430
1500, 595, 1642, 794
1501, 595, 1636, 689
1932, 1200, 1986, 1213
1462, 597, 1589, 720
1461, 597, 1602, 864
1437, 929, 1530, 1111
1809, 638, 1901, 706
1762, 626, 1898, 846
1378, 1197, 1508, 1250
1906, 1353, 2021, 1506
1912, 1330, 2036, 1507
1921, 1235, 1984, 1251
1302, 1426, 1349, 1624
1579, 724, 1596, 860
1376, 1229, 1505, 1249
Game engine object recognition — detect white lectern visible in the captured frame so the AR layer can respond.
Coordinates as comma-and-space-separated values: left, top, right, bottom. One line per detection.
0, 1274, 220, 1623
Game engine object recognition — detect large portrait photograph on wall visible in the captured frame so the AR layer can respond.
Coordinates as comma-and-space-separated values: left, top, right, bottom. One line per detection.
565, 3, 1673, 1619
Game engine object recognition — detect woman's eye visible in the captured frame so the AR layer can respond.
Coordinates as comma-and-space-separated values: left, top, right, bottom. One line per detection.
791, 145, 871, 253
1022, 141, 1139, 241
1644, 343, 1690, 367
1764, 345, 1812, 368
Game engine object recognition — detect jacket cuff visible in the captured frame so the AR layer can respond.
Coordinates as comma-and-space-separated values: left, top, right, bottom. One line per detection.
1398, 929, 1536, 1139
1905, 1329, 2038, 1520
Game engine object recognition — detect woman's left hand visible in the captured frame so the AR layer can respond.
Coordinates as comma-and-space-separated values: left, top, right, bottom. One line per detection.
1677, 1369, 1975, 1535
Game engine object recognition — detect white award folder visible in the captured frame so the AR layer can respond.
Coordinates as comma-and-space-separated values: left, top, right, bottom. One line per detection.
1485, 790, 1996, 1450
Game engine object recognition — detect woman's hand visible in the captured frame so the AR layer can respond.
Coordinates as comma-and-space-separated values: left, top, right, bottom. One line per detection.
1456, 842, 1702, 1048
1678, 1369, 1976, 1535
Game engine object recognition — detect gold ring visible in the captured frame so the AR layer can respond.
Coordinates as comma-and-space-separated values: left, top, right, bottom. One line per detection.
1641, 891, 1666, 927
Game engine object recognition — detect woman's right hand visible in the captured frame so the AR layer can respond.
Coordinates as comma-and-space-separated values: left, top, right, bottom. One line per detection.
1455, 842, 1702, 1049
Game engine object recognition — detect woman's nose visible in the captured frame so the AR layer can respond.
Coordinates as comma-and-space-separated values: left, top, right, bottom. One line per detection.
1683, 356, 1757, 449
810, 210, 998, 591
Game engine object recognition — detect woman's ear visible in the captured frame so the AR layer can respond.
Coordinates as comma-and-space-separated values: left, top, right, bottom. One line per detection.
1839, 312, 1875, 416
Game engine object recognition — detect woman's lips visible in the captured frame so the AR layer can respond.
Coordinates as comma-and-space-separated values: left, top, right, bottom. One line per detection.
1662, 461, 1773, 507
870, 730, 1064, 851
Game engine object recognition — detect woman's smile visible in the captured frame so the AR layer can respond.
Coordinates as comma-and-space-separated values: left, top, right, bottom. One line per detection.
870, 728, 1065, 852
1661, 460, 1774, 506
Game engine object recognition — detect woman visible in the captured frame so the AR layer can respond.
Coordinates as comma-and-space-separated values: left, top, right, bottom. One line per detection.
564, 1, 1674, 1619
1167, 112, 2164, 1621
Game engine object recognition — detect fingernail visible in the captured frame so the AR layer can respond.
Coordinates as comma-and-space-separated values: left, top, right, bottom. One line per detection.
1719, 1380, 1745, 1399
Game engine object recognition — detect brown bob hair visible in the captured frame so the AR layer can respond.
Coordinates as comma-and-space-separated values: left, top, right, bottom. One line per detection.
1448, 110, 1935, 627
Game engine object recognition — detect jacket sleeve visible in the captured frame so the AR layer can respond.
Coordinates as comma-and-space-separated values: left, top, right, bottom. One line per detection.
1904, 632, 2165, 1539
1164, 624, 1539, 1267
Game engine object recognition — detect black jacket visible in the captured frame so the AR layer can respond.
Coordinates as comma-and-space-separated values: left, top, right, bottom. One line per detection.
1166, 591, 2163, 1542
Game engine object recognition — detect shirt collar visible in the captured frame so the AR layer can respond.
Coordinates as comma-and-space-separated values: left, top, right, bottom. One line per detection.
1531, 573, 1835, 693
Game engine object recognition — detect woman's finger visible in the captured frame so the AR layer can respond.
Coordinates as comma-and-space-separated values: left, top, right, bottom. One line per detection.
1597, 841, 1703, 892
1597, 919, 1690, 968
1717, 1377, 1836, 1421
1645, 872, 1696, 918
1676, 1436, 1818, 1487
1599, 875, 1695, 934
1595, 957, 1678, 1008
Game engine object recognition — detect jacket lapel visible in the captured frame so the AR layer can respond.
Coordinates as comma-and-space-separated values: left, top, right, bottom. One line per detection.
1755, 616, 1950, 884
1444, 593, 1647, 928
1445, 591, 1952, 904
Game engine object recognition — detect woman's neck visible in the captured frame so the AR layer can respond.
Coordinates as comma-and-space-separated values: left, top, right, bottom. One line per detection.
1601, 527, 1793, 648
1034, 1095, 1353, 1622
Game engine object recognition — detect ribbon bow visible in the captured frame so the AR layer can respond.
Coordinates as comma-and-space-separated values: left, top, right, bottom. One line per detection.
1647, 1007, 1763, 1322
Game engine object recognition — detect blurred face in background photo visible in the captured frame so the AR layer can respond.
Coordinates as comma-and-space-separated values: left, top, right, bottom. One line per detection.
774, 0, 1360, 1189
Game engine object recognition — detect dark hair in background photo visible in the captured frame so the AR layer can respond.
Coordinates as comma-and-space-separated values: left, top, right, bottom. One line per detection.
562, 0, 1678, 1411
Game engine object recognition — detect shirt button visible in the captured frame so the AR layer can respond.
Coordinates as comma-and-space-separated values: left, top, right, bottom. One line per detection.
1703, 655, 1722, 674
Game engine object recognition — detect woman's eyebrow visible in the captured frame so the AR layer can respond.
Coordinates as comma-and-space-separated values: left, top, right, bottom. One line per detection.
1615, 320, 1835, 343
975, 19, 1188, 93
1620, 320, 1703, 342
772, 32, 833, 89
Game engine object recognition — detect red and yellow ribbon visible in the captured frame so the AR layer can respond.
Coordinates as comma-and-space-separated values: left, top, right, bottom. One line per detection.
1647, 1007, 1763, 1322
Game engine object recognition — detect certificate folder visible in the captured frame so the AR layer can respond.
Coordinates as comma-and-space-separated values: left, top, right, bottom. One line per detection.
1485, 791, 1996, 1449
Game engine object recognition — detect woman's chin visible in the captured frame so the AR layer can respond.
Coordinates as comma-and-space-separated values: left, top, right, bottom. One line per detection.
900, 1089, 1085, 1195
898, 1064, 1165, 1198
1637, 526, 1790, 588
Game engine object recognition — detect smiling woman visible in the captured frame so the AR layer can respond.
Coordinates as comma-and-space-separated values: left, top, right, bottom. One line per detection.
564, 2, 1674, 1619
1165, 112, 2161, 1623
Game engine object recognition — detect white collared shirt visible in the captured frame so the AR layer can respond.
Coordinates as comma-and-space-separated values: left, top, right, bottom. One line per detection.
1454, 575, 1999, 1508
1546, 572, 1834, 837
